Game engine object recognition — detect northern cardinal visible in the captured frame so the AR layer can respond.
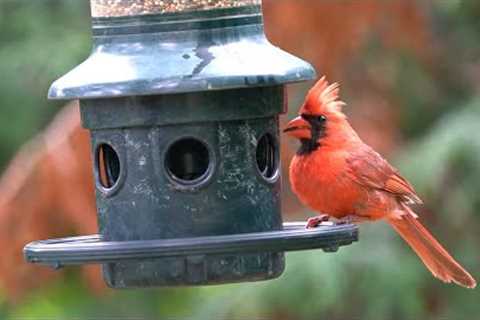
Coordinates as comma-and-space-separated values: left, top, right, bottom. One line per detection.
284, 76, 476, 288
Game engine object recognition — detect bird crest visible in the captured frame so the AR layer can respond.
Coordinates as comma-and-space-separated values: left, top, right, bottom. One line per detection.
300, 76, 347, 115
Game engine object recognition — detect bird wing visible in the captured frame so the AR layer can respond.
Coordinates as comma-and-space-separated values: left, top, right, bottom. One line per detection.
346, 146, 423, 204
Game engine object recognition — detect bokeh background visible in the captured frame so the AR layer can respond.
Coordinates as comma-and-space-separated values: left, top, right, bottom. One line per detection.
0, 0, 479, 319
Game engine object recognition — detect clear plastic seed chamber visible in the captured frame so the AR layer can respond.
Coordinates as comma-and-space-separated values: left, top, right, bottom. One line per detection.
91, 0, 261, 17
24, 0, 358, 289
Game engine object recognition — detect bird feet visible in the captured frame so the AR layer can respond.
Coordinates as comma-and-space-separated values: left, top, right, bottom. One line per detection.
306, 214, 330, 229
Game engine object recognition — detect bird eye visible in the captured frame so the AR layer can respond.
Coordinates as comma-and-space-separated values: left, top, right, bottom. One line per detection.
300, 113, 326, 124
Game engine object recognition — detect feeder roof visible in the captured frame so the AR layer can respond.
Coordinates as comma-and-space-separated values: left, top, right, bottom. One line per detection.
49, 7, 316, 100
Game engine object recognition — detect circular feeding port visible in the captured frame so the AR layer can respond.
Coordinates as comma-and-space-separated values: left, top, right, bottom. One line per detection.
256, 133, 278, 181
165, 138, 211, 185
97, 143, 121, 189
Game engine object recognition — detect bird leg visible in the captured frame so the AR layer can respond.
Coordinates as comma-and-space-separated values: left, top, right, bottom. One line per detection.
306, 214, 330, 228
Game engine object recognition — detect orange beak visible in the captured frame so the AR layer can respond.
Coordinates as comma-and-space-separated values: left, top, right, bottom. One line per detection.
283, 116, 312, 140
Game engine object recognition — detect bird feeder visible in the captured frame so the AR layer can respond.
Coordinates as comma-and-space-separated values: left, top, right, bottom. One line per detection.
24, 0, 358, 288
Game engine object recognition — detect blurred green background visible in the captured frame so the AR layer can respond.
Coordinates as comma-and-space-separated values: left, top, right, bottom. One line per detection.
0, 0, 479, 319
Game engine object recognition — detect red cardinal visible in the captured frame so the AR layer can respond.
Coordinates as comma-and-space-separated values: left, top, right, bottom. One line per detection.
284, 76, 476, 288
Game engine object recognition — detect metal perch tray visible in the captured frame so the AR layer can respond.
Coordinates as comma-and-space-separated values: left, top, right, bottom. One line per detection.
24, 222, 358, 268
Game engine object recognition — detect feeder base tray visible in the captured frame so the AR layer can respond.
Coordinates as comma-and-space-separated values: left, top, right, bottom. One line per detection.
24, 222, 358, 288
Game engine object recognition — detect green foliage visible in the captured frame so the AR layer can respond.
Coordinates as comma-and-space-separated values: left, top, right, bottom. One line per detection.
398, 99, 480, 203
0, 0, 90, 167
6, 274, 200, 319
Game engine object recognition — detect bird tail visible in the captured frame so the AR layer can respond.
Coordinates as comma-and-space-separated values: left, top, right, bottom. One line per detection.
387, 207, 476, 288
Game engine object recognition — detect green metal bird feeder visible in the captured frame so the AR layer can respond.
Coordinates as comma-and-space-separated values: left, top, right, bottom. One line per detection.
24, 0, 358, 289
